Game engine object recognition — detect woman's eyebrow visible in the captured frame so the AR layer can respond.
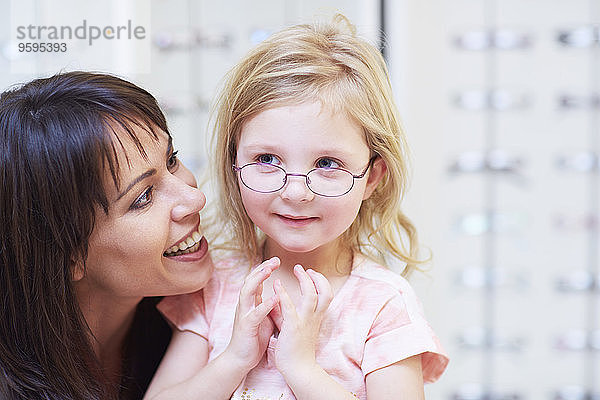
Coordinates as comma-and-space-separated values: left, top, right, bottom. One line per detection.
116, 169, 157, 201
115, 135, 172, 201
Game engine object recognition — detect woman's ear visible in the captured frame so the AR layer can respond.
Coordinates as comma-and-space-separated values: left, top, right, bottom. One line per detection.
71, 257, 85, 282
362, 157, 387, 200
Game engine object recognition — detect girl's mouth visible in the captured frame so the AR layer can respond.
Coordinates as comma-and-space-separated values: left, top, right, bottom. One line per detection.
276, 214, 318, 227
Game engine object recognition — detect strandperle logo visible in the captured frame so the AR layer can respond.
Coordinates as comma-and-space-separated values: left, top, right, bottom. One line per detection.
16, 19, 146, 46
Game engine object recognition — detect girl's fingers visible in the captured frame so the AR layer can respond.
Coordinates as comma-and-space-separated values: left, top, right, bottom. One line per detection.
239, 257, 280, 312
269, 302, 283, 331
273, 279, 297, 321
255, 282, 263, 307
294, 264, 318, 315
246, 294, 279, 328
306, 269, 333, 314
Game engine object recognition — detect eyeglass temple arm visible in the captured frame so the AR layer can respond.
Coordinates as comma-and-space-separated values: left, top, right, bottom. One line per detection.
353, 155, 379, 178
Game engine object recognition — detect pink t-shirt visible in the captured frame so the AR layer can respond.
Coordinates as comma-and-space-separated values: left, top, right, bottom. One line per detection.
158, 254, 449, 400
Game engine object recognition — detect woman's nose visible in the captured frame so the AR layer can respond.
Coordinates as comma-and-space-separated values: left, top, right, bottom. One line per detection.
171, 178, 207, 221
279, 174, 315, 202
179, 162, 199, 188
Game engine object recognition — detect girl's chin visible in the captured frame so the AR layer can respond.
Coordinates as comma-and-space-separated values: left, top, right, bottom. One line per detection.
269, 240, 325, 255
265, 232, 344, 257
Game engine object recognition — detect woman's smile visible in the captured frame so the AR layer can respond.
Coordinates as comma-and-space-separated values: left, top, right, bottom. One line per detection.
164, 225, 205, 257
163, 235, 209, 261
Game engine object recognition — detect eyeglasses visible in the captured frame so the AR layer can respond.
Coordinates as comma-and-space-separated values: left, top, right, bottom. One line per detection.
232, 157, 376, 197
453, 29, 531, 50
557, 25, 600, 48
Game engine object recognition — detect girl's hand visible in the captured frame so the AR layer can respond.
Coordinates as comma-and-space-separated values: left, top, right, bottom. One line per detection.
271, 265, 333, 379
224, 257, 280, 372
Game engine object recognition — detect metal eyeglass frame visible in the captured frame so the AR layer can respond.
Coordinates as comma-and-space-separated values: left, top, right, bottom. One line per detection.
232, 156, 377, 197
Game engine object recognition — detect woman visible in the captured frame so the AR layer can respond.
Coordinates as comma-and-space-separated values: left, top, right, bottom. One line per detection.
0, 71, 213, 399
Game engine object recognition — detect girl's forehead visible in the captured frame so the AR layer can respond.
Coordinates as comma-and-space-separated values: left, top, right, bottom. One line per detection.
239, 102, 363, 138
236, 105, 370, 164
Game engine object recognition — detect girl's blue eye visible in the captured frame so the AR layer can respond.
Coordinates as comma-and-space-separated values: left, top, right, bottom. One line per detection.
131, 186, 153, 210
257, 154, 280, 165
316, 158, 340, 169
167, 150, 179, 171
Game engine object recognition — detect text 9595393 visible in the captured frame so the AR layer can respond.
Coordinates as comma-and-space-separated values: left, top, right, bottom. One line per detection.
18, 42, 67, 52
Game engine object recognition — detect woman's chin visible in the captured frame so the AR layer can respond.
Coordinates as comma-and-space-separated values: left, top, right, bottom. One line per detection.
162, 246, 214, 294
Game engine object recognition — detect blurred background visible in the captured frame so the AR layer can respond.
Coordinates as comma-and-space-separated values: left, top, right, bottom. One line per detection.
1, 0, 599, 398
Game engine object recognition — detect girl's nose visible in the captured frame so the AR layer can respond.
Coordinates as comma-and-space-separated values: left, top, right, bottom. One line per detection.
171, 179, 207, 221
279, 175, 315, 202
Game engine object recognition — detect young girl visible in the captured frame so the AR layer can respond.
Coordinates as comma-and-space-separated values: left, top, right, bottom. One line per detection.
149, 15, 448, 400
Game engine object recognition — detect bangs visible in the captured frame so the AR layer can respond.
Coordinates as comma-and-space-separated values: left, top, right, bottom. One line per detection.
99, 114, 162, 195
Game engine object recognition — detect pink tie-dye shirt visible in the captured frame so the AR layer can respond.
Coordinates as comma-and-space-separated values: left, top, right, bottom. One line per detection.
158, 254, 449, 400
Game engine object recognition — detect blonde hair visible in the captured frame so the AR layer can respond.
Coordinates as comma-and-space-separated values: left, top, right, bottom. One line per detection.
210, 14, 424, 276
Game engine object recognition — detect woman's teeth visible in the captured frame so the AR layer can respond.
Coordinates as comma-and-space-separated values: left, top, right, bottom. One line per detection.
164, 229, 203, 257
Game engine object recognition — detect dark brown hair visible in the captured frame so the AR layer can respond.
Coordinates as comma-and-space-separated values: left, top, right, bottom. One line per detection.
0, 71, 170, 399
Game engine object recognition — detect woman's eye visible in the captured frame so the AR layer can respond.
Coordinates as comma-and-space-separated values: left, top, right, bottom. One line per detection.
316, 158, 340, 169
167, 150, 179, 171
131, 186, 153, 210
257, 154, 280, 165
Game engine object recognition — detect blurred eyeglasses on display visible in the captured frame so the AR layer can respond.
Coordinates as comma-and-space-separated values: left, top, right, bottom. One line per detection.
454, 29, 531, 50
555, 329, 600, 352
556, 270, 599, 293
454, 90, 530, 111
554, 386, 600, 400
558, 94, 600, 110
455, 212, 528, 236
456, 266, 529, 290
553, 213, 598, 232
449, 150, 524, 175
556, 152, 600, 172
557, 25, 600, 48
457, 326, 526, 352
154, 29, 231, 51
158, 94, 209, 116
452, 384, 522, 400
